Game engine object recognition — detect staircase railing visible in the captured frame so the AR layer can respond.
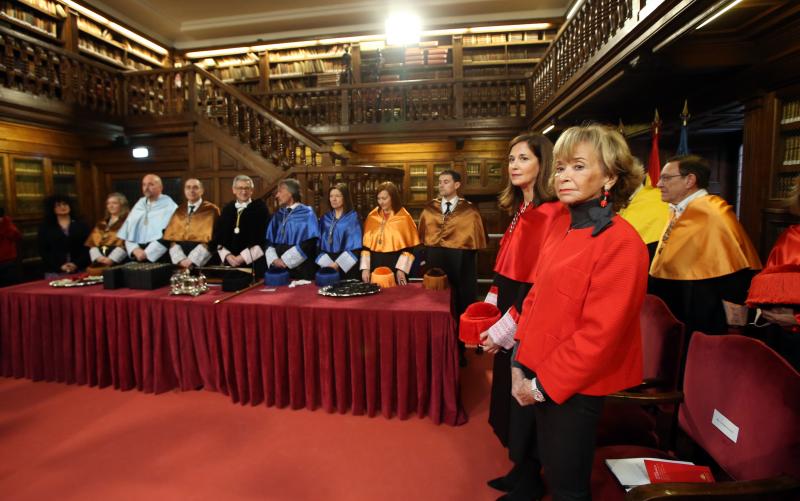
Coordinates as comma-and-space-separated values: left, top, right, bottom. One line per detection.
123, 65, 334, 169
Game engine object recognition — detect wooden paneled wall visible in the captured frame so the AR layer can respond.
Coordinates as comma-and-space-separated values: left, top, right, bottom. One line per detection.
89, 131, 273, 220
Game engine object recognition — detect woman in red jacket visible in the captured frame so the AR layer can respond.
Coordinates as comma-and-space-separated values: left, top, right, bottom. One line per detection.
479, 133, 562, 498
510, 124, 648, 500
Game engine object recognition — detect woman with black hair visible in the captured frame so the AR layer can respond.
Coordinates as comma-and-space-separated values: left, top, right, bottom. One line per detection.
37, 195, 90, 278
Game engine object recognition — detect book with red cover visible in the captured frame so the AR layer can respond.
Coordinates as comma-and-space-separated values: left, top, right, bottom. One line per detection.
644, 460, 715, 484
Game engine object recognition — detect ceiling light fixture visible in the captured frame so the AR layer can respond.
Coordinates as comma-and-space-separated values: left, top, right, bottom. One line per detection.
385, 12, 422, 46
695, 0, 744, 30
542, 123, 555, 134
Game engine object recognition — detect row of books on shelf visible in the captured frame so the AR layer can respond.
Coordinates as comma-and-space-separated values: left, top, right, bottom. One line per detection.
77, 16, 113, 42
52, 164, 76, 175
508, 48, 544, 59
1, 4, 58, 37
201, 54, 258, 68
781, 100, 800, 124
317, 73, 339, 87
14, 179, 45, 193
272, 59, 344, 75
18, 0, 66, 17
783, 135, 800, 165
270, 79, 311, 91
463, 32, 547, 45
404, 47, 449, 65
214, 64, 259, 81
78, 38, 124, 65
776, 172, 799, 198
269, 45, 345, 62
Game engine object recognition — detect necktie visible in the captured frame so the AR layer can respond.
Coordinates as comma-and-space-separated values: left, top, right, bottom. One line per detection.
188, 205, 196, 215
444, 201, 452, 215
658, 210, 677, 254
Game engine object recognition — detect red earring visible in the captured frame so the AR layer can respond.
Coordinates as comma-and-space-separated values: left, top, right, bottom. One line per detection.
600, 187, 610, 208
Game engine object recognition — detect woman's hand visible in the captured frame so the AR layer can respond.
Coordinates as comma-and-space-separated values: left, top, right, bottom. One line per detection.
61, 262, 77, 273
761, 307, 799, 327
512, 377, 538, 407
362, 269, 371, 283
97, 257, 113, 266
328, 262, 340, 270
480, 331, 500, 354
179, 258, 193, 268
396, 269, 407, 286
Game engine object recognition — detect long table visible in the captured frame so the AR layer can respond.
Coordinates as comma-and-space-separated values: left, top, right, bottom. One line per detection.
0, 280, 465, 425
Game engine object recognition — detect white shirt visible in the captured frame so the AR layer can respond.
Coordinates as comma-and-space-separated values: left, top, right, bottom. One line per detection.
235, 199, 252, 210
188, 198, 202, 214
670, 189, 708, 221
441, 195, 459, 214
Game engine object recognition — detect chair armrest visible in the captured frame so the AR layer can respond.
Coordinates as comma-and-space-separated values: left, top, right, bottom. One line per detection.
626, 475, 800, 500
607, 390, 683, 405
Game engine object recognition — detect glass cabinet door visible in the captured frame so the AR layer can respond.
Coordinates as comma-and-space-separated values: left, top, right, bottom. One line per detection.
465, 162, 482, 187
408, 164, 428, 202
13, 158, 45, 215
487, 160, 503, 187
52, 160, 79, 198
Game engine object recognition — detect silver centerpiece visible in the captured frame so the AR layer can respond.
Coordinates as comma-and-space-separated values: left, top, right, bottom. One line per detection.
169, 269, 209, 296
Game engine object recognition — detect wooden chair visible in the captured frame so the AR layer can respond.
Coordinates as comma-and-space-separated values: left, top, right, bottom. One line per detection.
596, 294, 685, 448
589, 332, 800, 500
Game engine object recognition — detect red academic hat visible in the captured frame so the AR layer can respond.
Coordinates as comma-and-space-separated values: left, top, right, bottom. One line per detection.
746, 264, 800, 307
459, 302, 501, 346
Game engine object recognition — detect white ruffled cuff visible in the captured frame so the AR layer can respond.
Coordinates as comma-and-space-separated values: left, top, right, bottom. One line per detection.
169, 244, 187, 264
109, 247, 127, 263
487, 309, 518, 350
266, 246, 279, 267
144, 241, 167, 262
280, 245, 307, 269
316, 253, 335, 268
188, 244, 212, 267
335, 251, 358, 273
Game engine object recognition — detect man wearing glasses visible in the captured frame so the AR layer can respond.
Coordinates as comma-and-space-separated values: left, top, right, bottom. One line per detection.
211, 175, 270, 277
649, 155, 761, 335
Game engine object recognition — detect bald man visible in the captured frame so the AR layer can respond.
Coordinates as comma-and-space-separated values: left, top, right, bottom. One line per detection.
163, 178, 220, 268
117, 173, 178, 263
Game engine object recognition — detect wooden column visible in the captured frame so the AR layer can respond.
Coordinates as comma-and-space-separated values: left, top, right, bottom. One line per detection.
740, 93, 777, 257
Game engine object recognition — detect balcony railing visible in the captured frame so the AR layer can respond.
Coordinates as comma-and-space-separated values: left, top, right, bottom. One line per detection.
0, 25, 123, 116
254, 76, 531, 129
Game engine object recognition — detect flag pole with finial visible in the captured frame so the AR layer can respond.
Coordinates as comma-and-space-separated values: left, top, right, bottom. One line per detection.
676, 100, 690, 155
647, 109, 662, 187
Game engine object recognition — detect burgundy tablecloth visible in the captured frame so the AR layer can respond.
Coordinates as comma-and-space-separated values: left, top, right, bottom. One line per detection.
0, 281, 465, 425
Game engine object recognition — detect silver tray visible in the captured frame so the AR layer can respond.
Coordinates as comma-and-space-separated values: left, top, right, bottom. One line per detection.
318, 280, 381, 297
49, 276, 104, 288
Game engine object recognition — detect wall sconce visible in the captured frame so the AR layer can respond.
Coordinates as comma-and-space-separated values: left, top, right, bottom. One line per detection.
132, 146, 150, 159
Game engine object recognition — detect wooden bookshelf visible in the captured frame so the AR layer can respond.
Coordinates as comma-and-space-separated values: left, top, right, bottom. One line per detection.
75, 13, 166, 70
775, 97, 800, 199
0, 0, 65, 42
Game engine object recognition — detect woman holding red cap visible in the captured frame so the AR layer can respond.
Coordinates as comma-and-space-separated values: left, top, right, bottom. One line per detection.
477, 133, 563, 499
510, 124, 648, 500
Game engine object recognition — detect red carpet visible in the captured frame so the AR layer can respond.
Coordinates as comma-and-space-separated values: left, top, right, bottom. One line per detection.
0, 350, 509, 500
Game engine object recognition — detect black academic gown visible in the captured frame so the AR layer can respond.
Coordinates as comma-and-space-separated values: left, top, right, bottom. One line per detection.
211, 199, 270, 277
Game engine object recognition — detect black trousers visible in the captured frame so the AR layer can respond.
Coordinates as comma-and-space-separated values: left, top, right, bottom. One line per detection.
489, 274, 533, 447
534, 394, 604, 501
